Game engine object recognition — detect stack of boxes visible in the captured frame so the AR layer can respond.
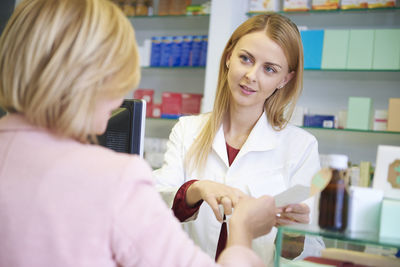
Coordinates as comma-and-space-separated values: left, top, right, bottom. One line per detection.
134, 89, 202, 119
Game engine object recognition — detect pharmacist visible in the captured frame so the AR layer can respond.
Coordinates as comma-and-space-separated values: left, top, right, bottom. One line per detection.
154, 13, 321, 265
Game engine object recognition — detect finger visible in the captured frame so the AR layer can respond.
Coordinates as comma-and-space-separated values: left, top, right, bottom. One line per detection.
284, 203, 310, 214
275, 217, 296, 226
230, 189, 247, 207
220, 196, 233, 215
204, 196, 223, 222
281, 212, 310, 224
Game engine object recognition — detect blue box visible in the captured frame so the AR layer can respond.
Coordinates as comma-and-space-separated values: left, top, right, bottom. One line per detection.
171, 36, 183, 67
200, 35, 208, 67
300, 30, 324, 69
191, 35, 203, 67
160, 36, 173, 67
304, 115, 335, 128
180, 35, 193, 67
150, 36, 162, 67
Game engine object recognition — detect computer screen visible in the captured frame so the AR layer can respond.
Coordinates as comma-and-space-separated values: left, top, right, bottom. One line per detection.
98, 99, 146, 157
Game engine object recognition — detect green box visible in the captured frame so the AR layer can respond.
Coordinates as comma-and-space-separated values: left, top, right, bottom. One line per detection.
347, 29, 374, 70
373, 29, 400, 70
379, 199, 400, 240
346, 97, 373, 130
322, 30, 350, 69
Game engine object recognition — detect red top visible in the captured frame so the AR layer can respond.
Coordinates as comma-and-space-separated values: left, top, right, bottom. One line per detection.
172, 143, 240, 260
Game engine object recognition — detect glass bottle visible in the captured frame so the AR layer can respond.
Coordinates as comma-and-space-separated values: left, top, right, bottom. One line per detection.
318, 154, 349, 232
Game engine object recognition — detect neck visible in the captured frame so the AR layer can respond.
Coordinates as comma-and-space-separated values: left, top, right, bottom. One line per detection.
223, 103, 264, 149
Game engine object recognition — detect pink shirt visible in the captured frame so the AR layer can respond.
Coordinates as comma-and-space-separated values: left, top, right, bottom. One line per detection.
0, 114, 264, 267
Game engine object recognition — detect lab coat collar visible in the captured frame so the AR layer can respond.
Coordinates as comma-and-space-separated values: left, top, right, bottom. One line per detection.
212, 111, 278, 166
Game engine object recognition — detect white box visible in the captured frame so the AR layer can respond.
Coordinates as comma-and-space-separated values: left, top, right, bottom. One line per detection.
347, 186, 383, 234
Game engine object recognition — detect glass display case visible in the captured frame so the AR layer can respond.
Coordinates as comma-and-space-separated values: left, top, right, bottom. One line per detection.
275, 224, 400, 266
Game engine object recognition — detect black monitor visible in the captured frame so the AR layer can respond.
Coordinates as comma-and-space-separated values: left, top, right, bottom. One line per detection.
98, 99, 146, 157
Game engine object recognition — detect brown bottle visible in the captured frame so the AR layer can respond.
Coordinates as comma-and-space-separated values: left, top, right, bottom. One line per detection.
319, 154, 349, 232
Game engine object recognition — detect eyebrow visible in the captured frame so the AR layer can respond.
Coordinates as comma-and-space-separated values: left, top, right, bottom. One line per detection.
240, 49, 283, 70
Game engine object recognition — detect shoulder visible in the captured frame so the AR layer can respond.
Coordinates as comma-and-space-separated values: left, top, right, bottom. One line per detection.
57, 141, 153, 185
280, 123, 317, 143
172, 113, 210, 136
276, 124, 318, 152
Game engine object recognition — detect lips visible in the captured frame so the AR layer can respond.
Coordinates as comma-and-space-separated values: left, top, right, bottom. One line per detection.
240, 84, 256, 95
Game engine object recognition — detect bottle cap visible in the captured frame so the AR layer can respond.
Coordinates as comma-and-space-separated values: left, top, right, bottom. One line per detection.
328, 154, 348, 170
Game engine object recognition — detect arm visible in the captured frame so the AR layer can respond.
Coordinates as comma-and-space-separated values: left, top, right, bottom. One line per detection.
112, 157, 270, 267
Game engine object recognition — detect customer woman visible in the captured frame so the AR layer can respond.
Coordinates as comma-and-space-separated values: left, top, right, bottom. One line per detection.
0, 0, 277, 266
154, 13, 321, 265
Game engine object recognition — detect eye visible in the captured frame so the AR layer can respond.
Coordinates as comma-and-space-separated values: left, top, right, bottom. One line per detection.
264, 65, 277, 73
239, 54, 252, 64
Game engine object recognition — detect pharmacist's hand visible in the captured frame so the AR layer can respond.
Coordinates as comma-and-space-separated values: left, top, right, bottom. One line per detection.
275, 203, 310, 226
186, 180, 247, 222
230, 195, 276, 243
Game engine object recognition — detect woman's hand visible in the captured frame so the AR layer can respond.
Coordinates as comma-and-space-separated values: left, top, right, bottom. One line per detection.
228, 195, 276, 247
275, 203, 310, 226
186, 180, 247, 222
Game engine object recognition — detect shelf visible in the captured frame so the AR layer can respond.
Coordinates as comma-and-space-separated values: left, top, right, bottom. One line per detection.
304, 69, 400, 72
142, 66, 206, 69
146, 118, 400, 135
302, 126, 400, 135
247, 7, 400, 16
128, 14, 210, 19
276, 224, 400, 249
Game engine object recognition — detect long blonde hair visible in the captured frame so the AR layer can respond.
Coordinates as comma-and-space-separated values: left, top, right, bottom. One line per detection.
0, 0, 140, 143
185, 13, 304, 173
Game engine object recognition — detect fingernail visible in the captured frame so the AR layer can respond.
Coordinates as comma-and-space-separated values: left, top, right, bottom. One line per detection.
285, 208, 292, 212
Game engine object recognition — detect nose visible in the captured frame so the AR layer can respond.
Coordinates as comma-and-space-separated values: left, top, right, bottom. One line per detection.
245, 65, 257, 83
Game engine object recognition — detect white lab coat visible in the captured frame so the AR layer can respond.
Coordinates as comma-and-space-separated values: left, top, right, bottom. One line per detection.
153, 112, 321, 266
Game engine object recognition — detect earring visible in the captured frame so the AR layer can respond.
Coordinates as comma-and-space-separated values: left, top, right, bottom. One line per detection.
278, 85, 283, 89
226, 62, 229, 69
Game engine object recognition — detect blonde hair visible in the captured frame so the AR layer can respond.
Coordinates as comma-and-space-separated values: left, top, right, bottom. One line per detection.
0, 0, 140, 143
185, 13, 304, 173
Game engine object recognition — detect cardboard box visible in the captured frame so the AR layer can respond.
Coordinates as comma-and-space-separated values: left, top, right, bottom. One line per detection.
303, 114, 334, 128
249, 0, 280, 12
181, 93, 202, 115
300, 30, 324, 69
346, 97, 373, 130
283, 0, 310, 11
372, 29, 400, 70
322, 30, 350, 69
347, 29, 374, 70
347, 186, 383, 234
161, 92, 182, 118
133, 89, 154, 118
312, 0, 339, 10
387, 98, 400, 132
380, 198, 400, 240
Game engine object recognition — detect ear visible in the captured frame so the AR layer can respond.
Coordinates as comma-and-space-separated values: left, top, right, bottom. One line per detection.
278, 71, 295, 89
225, 52, 232, 68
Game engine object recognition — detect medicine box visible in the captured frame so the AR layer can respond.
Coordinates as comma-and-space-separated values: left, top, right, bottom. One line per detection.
346, 97, 373, 130
248, 0, 280, 12
341, 0, 368, 9
347, 186, 383, 234
150, 37, 162, 67
303, 114, 335, 128
300, 30, 324, 69
372, 29, 400, 70
181, 93, 202, 115
379, 198, 400, 240
387, 98, 400, 132
133, 89, 154, 118
161, 92, 182, 119
283, 0, 310, 11
346, 29, 374, 70
312, 0, 339, 10
321, 30, 350, 69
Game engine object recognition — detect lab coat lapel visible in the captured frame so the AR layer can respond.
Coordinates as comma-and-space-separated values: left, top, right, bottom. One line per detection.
236, 112, 278, 160
212, 124, 229, 167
